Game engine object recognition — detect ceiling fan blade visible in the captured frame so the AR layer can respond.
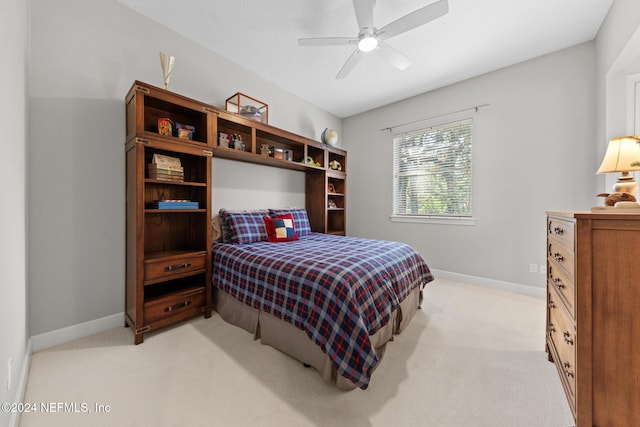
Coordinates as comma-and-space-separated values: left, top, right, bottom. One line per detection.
353, 0, 374, 31
298, 37, 356, 47
336, 49, 364, 79
377, 42, 412, 70
378, 0, 448, 40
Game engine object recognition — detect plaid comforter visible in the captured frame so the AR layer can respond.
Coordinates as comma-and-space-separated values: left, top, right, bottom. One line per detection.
211, 233, 434, 389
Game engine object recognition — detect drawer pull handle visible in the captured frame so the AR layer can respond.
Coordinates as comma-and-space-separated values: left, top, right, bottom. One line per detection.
553, 253, 564, 262
563, 361, 575, 378
548, 323, 556, 333
554, 279, 565, 290
563, 331, 574, 345
553, 226, 564, 235
164, 300, 192, 313
548, 301, 556, 309
165, 262, 191, 272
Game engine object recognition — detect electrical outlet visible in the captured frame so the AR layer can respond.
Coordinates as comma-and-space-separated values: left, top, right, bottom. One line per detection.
529, 263, 537, 273
540, 264, 546, 275
7, 358, 12, 390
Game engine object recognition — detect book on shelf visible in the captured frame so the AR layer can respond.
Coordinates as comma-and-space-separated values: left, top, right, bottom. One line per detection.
149, 176, 184, 182
148, 163, 184, 182
148, 174, 184, 182
147, 164, 184, 173
148, 154, 184, 181
147, 200, 200, 210
149, 164, 183, 172
148, 168, 184, 176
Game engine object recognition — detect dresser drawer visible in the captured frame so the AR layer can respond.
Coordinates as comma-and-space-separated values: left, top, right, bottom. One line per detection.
548, 286, 576, 401
547, 240, 574, 279
547, 217, 574, 249
144, 287, 205, 324
547, 262, 575, 317
547, 336, 577, 416
144, 252, 207, 282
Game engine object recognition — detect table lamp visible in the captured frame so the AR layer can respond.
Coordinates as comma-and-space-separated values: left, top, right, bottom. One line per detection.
596, 136, 640, 197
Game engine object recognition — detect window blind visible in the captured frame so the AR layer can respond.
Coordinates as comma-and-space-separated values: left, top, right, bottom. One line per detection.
393, 118, 473, 217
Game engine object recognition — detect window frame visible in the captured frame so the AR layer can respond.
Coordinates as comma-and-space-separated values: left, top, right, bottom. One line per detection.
390, 114, 475, 226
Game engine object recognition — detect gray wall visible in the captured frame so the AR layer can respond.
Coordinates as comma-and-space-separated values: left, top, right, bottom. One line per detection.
28, 0, 341, 336
1, 0, 29, 424
212, 159, 305, 213
343, 43, 598, 289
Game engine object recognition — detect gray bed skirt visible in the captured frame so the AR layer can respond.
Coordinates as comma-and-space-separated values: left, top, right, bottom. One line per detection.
213, 286, 423, 390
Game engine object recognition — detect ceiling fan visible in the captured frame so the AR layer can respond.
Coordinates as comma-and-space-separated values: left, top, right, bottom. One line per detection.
298, 0, 449, 79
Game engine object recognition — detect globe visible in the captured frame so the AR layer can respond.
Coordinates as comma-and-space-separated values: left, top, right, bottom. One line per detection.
321, 128, 339, 146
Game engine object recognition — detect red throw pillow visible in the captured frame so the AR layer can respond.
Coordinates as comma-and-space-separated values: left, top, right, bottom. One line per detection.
263, 214, 298, 242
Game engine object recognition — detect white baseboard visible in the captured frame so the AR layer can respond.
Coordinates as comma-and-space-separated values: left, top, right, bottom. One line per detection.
31, 312, 124, 353
10, 313, 123, 425
27, 276, 539, 354
25, 274, 540, 355
8, 339, 32, 427
431, 269, 546, 299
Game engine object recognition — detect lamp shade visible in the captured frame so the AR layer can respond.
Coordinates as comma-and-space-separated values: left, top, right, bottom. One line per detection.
596, 136, 640, 174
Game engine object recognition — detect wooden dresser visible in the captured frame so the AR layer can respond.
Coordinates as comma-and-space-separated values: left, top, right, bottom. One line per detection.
546, 211, 640, 426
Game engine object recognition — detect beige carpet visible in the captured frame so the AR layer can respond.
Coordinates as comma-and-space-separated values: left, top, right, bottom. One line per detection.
19, 278, 574, 427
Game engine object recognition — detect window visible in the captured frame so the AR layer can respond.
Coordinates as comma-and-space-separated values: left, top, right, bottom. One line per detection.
392, 118, 473, 219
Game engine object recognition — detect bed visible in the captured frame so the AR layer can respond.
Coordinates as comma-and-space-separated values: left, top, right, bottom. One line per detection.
212, 208, 434, 390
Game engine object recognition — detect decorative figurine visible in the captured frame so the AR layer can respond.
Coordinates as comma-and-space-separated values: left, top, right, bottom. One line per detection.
157, 118, 173, 136
597, 192, 637, 206
159, 52, 175, 90
329, 160, 342, 171
321, 128, 339, 146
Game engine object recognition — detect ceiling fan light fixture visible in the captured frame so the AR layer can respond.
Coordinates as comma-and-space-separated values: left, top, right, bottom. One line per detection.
298, 0, 449, 78
358, 36, 378, 52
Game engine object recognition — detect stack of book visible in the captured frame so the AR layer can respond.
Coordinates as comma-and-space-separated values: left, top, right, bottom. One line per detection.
147, 200, 199, 210
148, 154, 184, 182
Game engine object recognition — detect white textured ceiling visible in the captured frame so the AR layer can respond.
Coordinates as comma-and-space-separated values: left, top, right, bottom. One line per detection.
119, 0, 613, 118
